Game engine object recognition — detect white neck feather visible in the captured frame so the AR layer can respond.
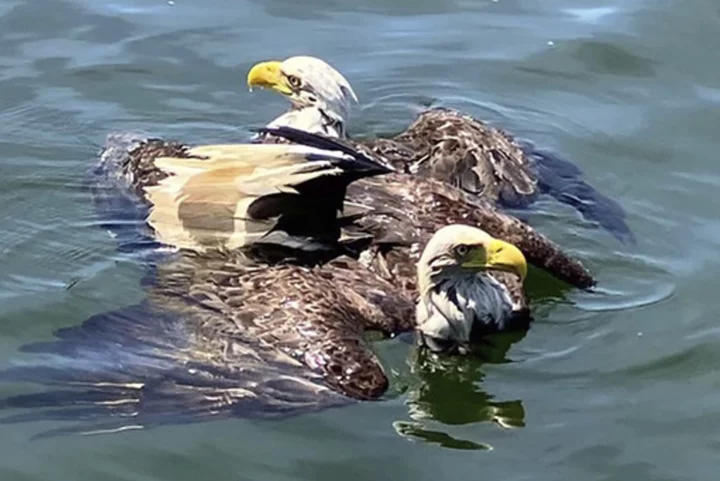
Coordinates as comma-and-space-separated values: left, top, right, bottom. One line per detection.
416, 274, 514, 345
264, 106, 345, 139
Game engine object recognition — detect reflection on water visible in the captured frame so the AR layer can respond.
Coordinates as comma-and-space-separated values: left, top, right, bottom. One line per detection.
395, 331, 527, 450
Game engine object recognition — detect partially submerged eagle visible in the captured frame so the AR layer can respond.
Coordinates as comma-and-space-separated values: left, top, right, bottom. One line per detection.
248, 56, 634, 243
0, 76, 596, 436
0, 128, 545, 436
104, 123, 591, 331
0, 224, 527, 437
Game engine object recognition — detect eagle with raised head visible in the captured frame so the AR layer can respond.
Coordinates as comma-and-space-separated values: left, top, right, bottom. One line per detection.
247, 55, 634, 243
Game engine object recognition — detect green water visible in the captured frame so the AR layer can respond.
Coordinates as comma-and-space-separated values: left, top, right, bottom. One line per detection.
1, 0, 719, 479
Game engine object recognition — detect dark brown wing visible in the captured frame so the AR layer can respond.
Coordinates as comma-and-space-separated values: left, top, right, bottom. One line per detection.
150, 250, 414, 400
124, 139, 193, 191
353, 108, 538, 207
353, 108, 634, 243
0, 251, 415, 436
347, 174, 595, 290
352, 138, 416, 173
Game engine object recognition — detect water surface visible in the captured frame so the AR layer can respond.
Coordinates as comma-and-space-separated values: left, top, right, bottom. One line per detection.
1, 0, 719, 479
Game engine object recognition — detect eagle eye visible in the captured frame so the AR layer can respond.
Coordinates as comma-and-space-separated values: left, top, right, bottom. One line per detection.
286, 74, 302, 88
454, 245, 470, 257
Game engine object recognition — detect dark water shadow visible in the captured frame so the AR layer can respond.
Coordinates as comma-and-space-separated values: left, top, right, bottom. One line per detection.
394, 330, 527, 450
525, 265, 579, 306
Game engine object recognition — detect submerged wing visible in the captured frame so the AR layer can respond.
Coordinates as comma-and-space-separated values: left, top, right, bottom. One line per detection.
3, 129, 409, 439
522, 145, 635, 244
0, 253, 413, 438
0, 301, 349, 438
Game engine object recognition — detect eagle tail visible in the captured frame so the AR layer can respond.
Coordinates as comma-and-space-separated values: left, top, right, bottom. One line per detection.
524, 146, 636, 245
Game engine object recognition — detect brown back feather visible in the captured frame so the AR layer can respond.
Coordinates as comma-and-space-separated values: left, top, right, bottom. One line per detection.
353, 108, 538, 206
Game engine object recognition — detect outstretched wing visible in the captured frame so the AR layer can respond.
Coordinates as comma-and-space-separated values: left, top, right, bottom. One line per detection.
3, 129, 409, 439
98, 128, 392, 255
0, 253, 407, 438
355, 108, 633, 243
0, 301, 349, 439
348, 174, 595, 290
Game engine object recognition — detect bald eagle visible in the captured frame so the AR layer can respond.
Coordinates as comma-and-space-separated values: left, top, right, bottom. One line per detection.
0, 87, 594, 437
247, 56, 634, 244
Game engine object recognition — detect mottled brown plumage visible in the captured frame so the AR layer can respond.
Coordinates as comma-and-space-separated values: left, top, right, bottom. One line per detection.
247, 56, 634, 243
122, 135, 593, 290
347, 174, 593, 290
0, 250, 415, 436
353, 108, 538, 208
150, 250, 415, 400
0, 124, 595, 436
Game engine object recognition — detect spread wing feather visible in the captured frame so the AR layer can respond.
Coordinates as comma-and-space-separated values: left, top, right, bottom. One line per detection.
1, 123, 594, 439
0, 129, 415, 438
347, 174, 595, 290
110, 127, 392, 254
144, 154, 346, 252
354, 108, 633, 243
0, 253, 414, 438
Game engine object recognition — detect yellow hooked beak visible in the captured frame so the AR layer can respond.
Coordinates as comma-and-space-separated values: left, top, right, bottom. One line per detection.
463, 238, 528, 281
247, 61, 293, 95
